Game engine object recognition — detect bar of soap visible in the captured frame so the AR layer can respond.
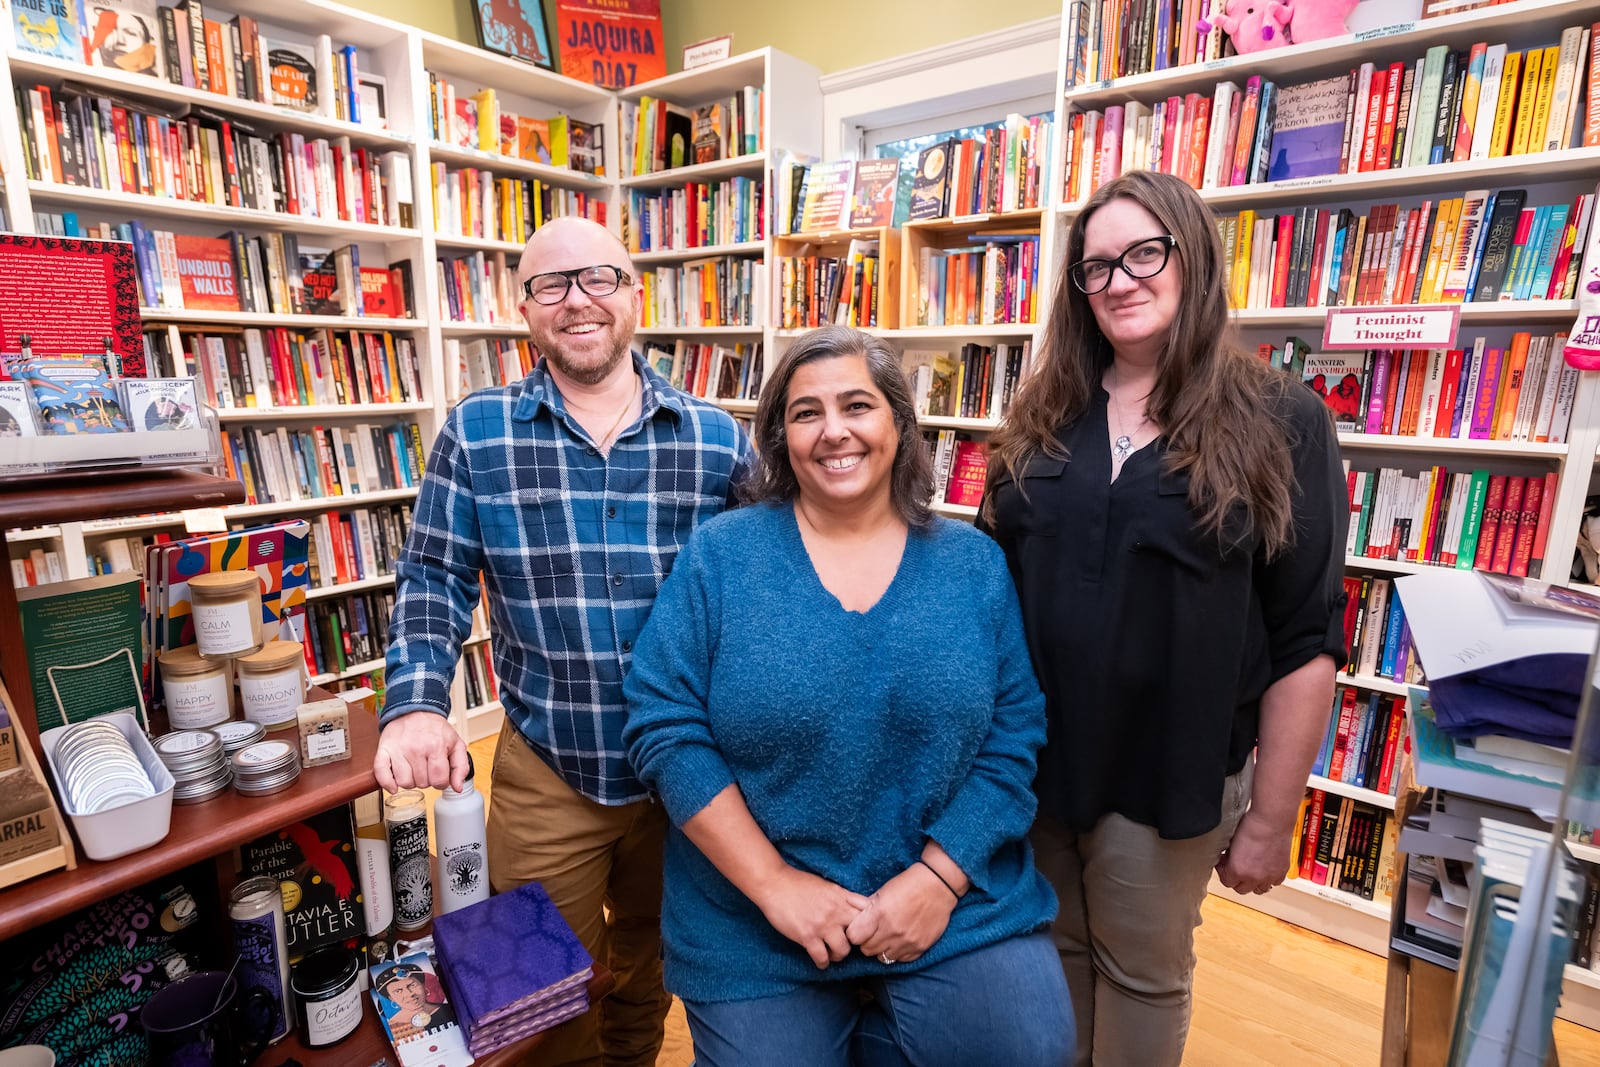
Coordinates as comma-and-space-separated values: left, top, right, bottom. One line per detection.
297, 698, 351, 767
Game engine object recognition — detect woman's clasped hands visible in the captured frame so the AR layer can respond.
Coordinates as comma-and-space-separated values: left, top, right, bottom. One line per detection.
754, 861, 959, 969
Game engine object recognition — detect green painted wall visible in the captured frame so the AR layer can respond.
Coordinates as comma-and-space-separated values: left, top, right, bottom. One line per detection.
344, 0, 477, 43
342, 0, 1060, 77
661, 1, 1060, 74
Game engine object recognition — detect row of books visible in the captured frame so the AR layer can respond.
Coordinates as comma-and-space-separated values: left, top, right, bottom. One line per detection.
777, 240, 886, 330
925, 433, 989, 509
1064, 24, 1598, 199
303, 586, 393, 679
15, 84, 412, 227
1342, 574, 1423, 687
1061, 0, 1228, 89
621, 89, 763, 177
150, 324, 423, 410
454, 337, 536, 399
431, 164, 608, 244
1289, 788, 1399, 903
1347, 467, 1559, 578
11, 0, 378, 125
911, 236, 1041, 327
639, 257, 766, 329
462, 641, 500, 711
305, 502, 412, 592
31, 215, 415, 319
640, 340, 763, 403
438, 252, 521, 326
1306, 334, 1577, 444
1220, 190, 1595, 312
626, 177, 765, 253
1316, 684, 1409, 795
10, 545, 67, 589
905, 343, 1031, 422
903, 115, 1057, 223
429, 77, 604, 176
220, 420, 426, 507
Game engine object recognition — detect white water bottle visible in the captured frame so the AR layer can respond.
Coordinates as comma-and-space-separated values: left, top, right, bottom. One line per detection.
434, 755, 490, 913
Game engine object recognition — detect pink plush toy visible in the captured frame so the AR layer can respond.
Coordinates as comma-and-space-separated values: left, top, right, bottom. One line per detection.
1197, 0, 1357, 53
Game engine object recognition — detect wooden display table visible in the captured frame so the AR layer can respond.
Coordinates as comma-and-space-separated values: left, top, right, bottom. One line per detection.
262, 963, 615, 1067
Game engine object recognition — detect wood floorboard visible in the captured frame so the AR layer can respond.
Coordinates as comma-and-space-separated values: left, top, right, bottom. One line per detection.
468, 735, 1600, 1065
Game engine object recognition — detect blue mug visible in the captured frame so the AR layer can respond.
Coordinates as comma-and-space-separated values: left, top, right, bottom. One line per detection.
140, 971, 273, 1067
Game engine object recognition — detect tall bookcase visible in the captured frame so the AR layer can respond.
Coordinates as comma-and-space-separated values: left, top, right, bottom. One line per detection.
1048, 0, 1600, 1027
0, 0, 630, 745
616, 47, 824, 424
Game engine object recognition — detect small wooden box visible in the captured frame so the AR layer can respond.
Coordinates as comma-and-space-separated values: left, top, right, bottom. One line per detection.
0, 677, 75, 890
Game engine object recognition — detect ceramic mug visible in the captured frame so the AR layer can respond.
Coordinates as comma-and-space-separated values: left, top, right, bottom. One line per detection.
0, 1046, 56, 1067
140, 971, 273, 1067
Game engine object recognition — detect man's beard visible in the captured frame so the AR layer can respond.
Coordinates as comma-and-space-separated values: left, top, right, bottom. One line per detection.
535, 312, 634, 385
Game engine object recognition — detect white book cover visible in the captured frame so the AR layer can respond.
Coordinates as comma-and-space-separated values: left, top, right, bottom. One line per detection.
1549, 362, 1578, 444
1348, 62, 1376, 174
0, 381, 41, 438
123, 377, 200, 432
1510, 336, 1548, 441
1469, 45, 1507, 160
1543, 26, 1584, 152
1202, 82, 1237, 189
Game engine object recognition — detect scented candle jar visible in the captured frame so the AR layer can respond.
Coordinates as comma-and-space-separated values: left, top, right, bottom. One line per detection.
235, 641, 306, 731
290, 946, 363, 1048
189, 571, 264, 658
158, 645, 232, 730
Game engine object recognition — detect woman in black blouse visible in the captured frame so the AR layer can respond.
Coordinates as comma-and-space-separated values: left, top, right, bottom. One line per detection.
978, 170, 1347, 1066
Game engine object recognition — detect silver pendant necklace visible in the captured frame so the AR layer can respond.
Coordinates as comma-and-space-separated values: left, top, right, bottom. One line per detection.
1109, 364, 1149, 463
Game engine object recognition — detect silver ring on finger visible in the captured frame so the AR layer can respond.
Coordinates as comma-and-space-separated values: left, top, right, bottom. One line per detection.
878, 953, 896, 965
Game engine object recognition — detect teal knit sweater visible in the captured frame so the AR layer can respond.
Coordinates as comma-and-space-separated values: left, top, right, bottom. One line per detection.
622, 502, 1056, 1003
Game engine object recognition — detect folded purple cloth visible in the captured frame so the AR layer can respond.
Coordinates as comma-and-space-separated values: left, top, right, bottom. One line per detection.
433, 880, 594, 1042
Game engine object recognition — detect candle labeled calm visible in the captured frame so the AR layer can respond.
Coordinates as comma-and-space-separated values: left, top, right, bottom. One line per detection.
189, 570, 264, 658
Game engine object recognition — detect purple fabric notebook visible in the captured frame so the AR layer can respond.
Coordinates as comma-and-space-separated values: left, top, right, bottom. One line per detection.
433, 880, 595, 1039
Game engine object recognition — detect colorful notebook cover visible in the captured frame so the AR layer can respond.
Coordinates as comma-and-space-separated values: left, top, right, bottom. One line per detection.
155, 519, 311, 650
432, 880, 593, 1042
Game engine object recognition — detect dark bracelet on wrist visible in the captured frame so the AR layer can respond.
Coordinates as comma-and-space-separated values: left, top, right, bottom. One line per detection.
917, 858, 962, 901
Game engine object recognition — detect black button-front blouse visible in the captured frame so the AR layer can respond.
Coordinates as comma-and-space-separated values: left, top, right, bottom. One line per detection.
979, 382, 1349, 839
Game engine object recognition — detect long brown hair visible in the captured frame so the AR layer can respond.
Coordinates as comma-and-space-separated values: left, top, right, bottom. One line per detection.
741, 324, 935, 527
986, 171, 1296, 556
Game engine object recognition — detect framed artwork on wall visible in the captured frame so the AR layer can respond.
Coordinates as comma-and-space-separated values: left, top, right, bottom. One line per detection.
471, 0, 555, 70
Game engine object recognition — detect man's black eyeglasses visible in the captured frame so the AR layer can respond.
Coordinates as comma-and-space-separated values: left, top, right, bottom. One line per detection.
521, 264, 633, 305
1069, 235, 1178, 295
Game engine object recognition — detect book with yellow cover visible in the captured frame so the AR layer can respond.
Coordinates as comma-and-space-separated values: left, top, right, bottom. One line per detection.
1508, 48, 1543, 156
1488, 50, 1522, 157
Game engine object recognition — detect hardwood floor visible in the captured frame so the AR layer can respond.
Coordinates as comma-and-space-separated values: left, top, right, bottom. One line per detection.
467, 735, 1600, 1066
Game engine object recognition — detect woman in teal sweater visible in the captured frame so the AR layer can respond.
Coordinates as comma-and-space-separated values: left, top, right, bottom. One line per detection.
623, 325, 1071, 1066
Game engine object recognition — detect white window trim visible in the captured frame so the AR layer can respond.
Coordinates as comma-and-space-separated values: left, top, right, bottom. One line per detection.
818, 16, 1062, 161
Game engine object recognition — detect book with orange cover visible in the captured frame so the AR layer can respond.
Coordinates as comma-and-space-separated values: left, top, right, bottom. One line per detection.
1492, 331, 1531, 440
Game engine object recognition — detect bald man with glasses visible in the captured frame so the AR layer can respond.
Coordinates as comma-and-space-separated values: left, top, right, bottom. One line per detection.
377, 217, 752, 1067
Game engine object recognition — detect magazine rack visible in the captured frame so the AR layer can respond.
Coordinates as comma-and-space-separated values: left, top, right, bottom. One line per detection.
0, 402, 222, 478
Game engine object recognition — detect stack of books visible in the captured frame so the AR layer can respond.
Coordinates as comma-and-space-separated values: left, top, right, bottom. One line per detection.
432, 881, 593, 1057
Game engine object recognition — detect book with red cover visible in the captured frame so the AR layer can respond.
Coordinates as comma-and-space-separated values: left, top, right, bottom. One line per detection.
1507, 474, 1544, 578
361, 267, 401, 317
943, 439, 989, 507
1472, 474, 1507, 571
0, 234, 145, 374
1528, 470, 1559, 575
174, 234, 242, 312
1488, 474, 1526, 573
